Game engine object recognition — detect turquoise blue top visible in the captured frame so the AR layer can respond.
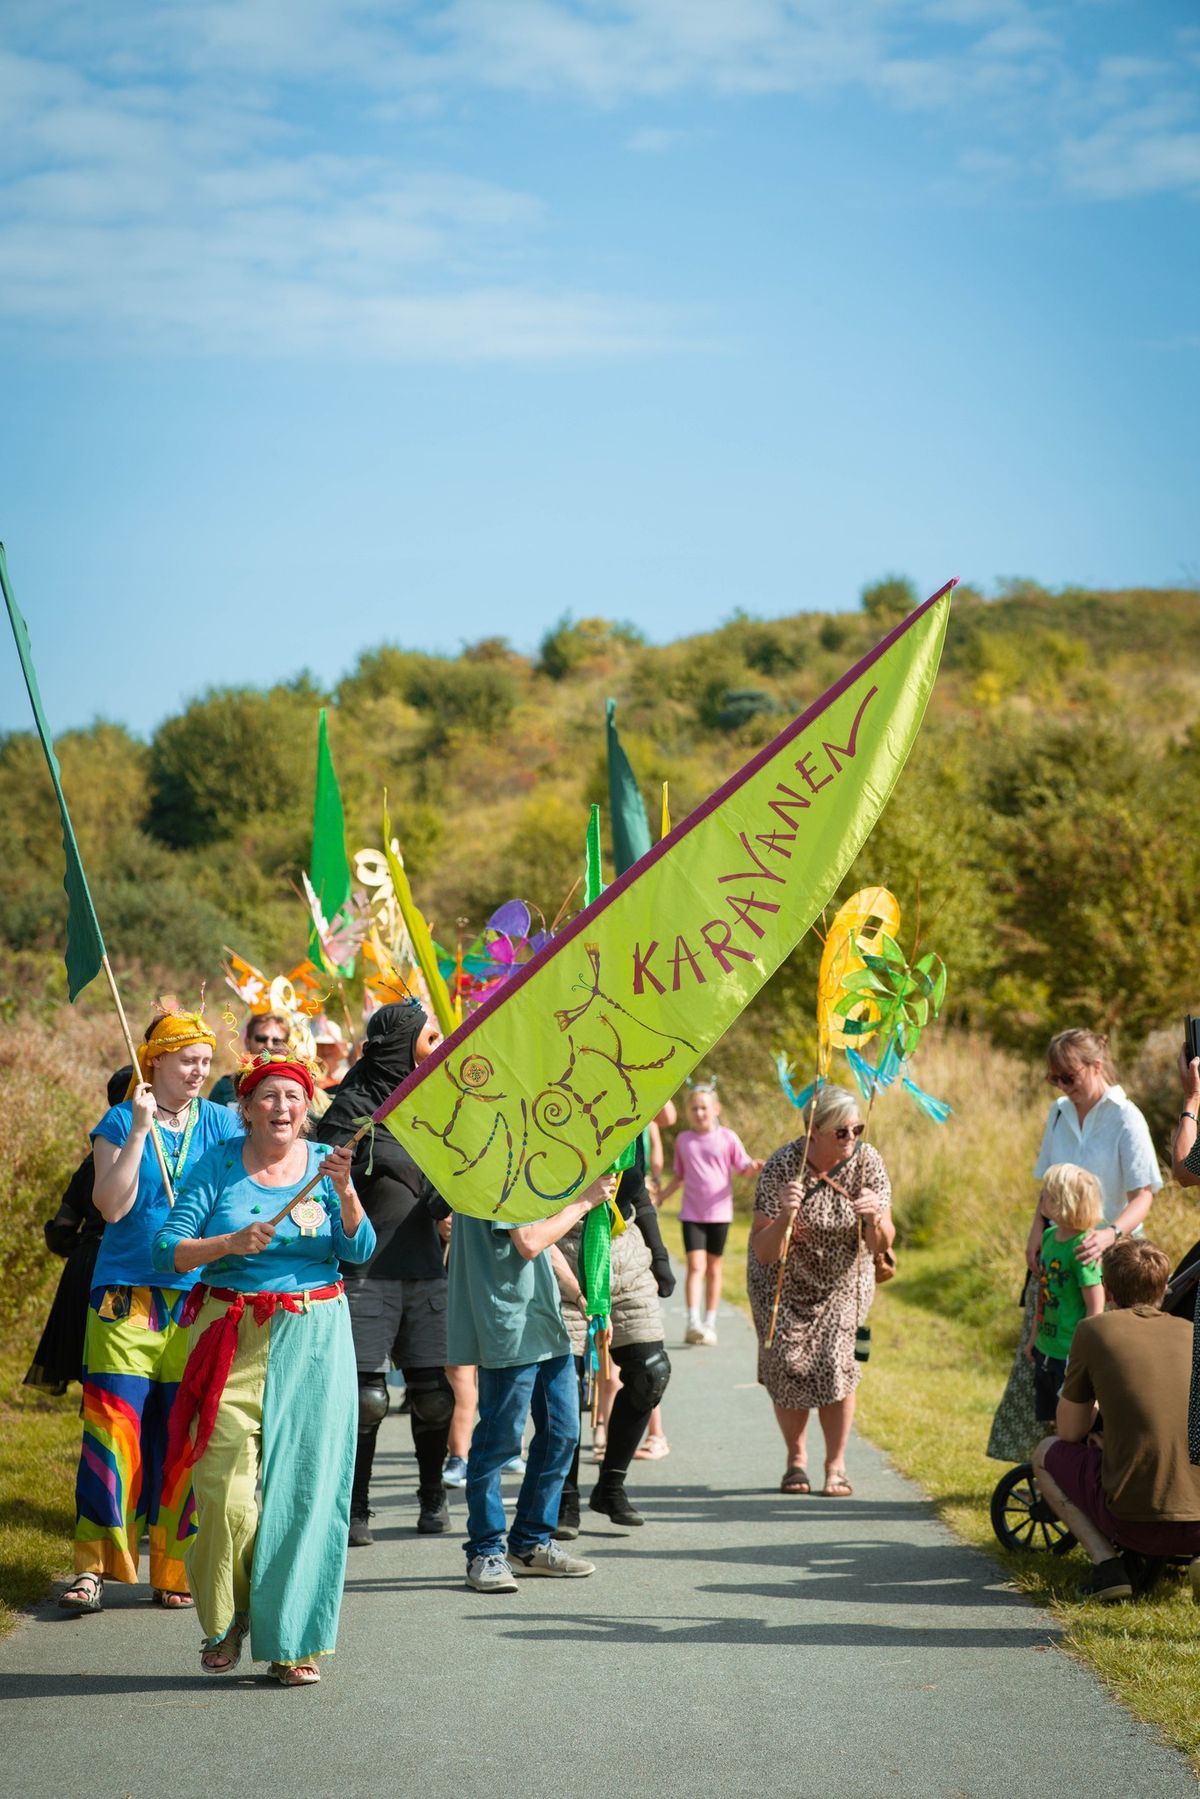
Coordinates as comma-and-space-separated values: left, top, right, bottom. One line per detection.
447, 1216, 570, 1369
91, 1098, 242, 1291
151, 1138, 376, 1294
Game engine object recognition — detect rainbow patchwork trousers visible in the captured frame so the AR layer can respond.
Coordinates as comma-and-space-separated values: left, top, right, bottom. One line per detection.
185, 1289, 357, 1666
73, 1287, 194, 1590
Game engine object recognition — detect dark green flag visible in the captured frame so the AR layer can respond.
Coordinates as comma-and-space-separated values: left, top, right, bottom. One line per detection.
309, 708, 354, 976
605, 697, 653, 875
0, 544, 106, 999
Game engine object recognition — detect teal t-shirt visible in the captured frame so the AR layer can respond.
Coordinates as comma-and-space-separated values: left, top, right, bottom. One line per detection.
1036, 1225, 1104, 1359
447, 1216, 570, 1369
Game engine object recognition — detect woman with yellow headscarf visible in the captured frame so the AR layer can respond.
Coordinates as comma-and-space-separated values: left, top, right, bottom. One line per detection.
59, 1007, 242, 1615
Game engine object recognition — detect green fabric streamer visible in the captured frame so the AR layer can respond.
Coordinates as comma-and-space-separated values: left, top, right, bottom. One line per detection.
0, 544, 106, 1000
581, 1201, 612, 1319
606, 698, 653, 875
309, 708, 354, 976
584, 802, 604, 907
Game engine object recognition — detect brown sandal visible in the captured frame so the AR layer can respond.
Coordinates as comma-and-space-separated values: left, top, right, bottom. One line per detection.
822, 1469, 854, 1497
780, 1466, 811, 1494
153, 1588, 194, 1609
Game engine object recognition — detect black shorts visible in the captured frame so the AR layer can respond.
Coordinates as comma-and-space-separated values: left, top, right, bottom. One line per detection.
345, 1276, 448, 1373
1031, 1348, 1067, 1424
682, 1220, 730, 1256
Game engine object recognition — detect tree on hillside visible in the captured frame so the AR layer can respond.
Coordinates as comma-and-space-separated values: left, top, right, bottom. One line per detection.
146, 687, 314, 848
861, 575, 917, 624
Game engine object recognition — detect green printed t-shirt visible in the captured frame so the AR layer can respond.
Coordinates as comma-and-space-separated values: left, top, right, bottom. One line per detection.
447, 1215, 570, 1370
1036, 1226, 1103, 1359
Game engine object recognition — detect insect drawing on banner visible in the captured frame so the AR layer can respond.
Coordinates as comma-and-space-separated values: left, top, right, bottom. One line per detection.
409, 942, 697, 1213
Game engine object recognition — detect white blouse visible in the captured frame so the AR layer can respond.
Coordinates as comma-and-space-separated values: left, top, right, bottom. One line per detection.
1032, 1084, 1162, 1221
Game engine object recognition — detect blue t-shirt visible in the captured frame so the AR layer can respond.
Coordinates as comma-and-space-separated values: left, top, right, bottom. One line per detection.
447, 1216, 570, 1369
151, 1139, 376, 1294
91, 1098, 241, 1291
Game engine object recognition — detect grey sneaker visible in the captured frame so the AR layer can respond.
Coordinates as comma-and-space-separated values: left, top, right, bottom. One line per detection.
466, 1555, 518, 1594
513, 1540, 595, 1578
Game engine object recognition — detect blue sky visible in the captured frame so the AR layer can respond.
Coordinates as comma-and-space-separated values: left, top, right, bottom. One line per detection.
1, 0, 1197, 735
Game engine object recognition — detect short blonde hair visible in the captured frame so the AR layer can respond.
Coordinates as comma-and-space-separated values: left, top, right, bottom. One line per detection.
1046, 1028, 1116, 1085
804, 1084, 860, 1134
1041, 1163, 1103, 1234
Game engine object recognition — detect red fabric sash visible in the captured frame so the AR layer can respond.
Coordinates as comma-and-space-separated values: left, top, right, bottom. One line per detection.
167, 1282, 343, 1468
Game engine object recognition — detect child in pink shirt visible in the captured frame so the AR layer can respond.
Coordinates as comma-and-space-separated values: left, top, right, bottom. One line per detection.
660, 1084, 763, 1346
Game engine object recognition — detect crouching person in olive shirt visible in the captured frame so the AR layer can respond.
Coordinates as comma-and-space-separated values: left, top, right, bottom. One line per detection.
1033, 1239, 1200, 1601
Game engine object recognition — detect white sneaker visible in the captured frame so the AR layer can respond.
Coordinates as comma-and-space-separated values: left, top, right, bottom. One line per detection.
685, 1322, 706, 1345
513, 1540, 595, 1578
700, 1324, 718, 1346
466, 1555, 518, 1593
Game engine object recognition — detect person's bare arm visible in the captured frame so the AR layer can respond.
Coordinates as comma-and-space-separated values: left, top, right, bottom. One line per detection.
1175, 1050, 1200, 1185
510, 1177, 616, 1261
92, 1084, 157, 1222
550, 1244, 589, 1322
171, 1221, 276, 1273
1078, 1186, 1153, 1265
750, 1184, 803, 1266
1055, 1394, 1098, 1443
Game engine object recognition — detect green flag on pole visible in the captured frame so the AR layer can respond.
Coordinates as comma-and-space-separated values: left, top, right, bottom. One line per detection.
309, 708, 354, 976
606, 699, 653, 876
0, 544, 106, 1000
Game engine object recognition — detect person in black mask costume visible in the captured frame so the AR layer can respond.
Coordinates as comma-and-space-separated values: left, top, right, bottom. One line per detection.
24, 1066, 133, 1396
551, 1135, 674, 1533
316, 1000, 453, 1543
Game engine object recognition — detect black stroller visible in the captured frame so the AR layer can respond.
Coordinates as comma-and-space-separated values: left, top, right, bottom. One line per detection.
989, 1237, 1200, 1558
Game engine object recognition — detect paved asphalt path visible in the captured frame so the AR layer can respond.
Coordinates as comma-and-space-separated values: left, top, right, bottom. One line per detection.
1, 1292, 1195, 1799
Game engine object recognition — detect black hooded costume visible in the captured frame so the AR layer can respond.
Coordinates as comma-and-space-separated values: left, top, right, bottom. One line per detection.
315, 1002, 453, 1538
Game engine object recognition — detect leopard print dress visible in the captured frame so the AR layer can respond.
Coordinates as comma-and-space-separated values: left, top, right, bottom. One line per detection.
747, 1140, 891, 1409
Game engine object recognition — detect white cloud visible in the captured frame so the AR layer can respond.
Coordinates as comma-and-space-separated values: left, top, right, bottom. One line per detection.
0, 1, 1194, 362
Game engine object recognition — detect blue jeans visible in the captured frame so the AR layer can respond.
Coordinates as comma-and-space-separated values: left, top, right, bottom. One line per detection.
464, 1354, 579, 1563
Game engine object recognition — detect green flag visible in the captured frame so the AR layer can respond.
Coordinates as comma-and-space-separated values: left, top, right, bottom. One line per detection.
374, 580, 955, 1221
0, 544, 105, 1000
606, 699, 652, 876
309, 708, 354, 976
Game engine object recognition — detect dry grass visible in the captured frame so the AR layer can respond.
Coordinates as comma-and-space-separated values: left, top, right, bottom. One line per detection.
0, 1352, 79, 1633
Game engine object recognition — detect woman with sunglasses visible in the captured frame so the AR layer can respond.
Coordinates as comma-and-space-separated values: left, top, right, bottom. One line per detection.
748, 1085, 892, 1497
1027, 1030, 1159, 1273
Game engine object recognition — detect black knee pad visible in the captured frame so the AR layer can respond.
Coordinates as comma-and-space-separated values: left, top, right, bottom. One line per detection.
357, 1374, 389, 1431
405, 1369, 454, 1431
620, 1346, 671, 1413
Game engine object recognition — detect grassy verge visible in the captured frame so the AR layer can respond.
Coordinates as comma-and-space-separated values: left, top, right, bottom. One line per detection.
0, 1353, 80, 1634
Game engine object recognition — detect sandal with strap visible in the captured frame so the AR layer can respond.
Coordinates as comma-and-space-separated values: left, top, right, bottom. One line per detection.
58, 1572, 104, 1613
780, 1466, 811, 1495
633, 1435, 670, 1461
822, 1468, 854, 1497
200, 1617, 247, 1675
153, 1588, 194, 1609
269, 1661, 321, 1687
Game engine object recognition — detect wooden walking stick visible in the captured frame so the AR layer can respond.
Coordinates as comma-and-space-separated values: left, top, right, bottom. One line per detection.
101, 954, 176, 1206
764, 1120, 815, 1350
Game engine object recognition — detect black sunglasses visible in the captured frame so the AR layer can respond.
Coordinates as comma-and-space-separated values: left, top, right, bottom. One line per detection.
834, 1123, 865, 1141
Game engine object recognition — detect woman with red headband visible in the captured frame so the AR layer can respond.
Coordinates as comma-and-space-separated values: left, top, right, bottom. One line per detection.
60, 1007, 241, 1616
152, 1054, 375, 1686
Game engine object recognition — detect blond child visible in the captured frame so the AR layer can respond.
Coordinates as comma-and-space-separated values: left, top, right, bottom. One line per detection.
659, 1083, 763, 1346
1024, 1162, 1106, 1422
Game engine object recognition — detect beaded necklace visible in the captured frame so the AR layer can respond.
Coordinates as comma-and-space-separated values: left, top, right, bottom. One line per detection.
150, 1098, 200, 1185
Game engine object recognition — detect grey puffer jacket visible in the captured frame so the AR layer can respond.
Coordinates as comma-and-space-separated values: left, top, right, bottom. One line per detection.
556, 1218, 663, 1353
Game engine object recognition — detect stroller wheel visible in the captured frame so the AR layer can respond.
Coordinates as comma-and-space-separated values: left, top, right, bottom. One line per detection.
990, 1461, 1076, 1556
